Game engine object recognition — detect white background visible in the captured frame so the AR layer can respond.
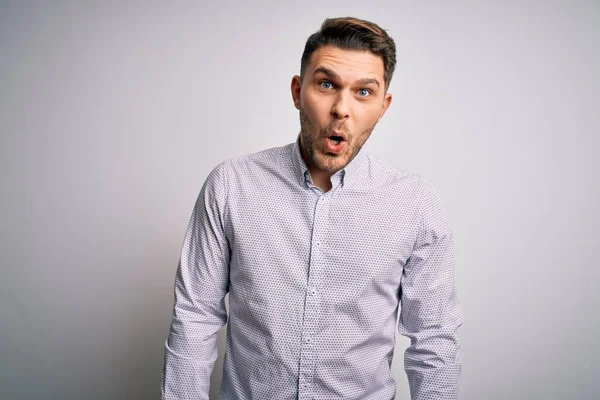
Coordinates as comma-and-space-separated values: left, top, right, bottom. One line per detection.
1, 1, 598, 399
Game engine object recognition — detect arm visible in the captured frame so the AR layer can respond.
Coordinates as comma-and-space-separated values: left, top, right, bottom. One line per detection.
161, 162, 230, 400
398, 180, 463, 400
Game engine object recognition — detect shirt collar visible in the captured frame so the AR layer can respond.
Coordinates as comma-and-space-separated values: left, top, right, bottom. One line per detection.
289, 133, 368, 189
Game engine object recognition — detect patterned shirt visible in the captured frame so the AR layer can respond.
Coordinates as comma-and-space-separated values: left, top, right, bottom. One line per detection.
162, 136, 463, 400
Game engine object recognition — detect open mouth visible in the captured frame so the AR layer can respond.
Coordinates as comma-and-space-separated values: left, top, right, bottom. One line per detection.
329, 135, 344, 145
325, 135, 346, 153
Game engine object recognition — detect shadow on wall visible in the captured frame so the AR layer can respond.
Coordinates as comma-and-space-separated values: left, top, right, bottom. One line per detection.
118, 289, 176, 400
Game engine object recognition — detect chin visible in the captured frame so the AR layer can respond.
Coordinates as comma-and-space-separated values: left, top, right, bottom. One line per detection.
315, 154, 347, 173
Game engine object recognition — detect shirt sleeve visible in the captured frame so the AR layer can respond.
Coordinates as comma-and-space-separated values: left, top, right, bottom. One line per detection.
398, 179, 463, 400
161, 162, 231, 400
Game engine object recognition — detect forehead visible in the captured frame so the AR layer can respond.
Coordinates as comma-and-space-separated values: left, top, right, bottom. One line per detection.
306, 45, 384, 81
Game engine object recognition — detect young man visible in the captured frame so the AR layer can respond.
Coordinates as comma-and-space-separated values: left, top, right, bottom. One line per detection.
162, 17, 462, 400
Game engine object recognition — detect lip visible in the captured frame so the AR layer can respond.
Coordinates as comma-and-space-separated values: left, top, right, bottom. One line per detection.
325, 136, 346, 154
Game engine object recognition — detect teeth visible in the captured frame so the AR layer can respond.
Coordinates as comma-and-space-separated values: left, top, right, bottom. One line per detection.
331, 138, 340, 145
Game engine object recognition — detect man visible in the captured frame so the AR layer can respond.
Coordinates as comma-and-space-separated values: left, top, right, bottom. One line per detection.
162, 17, 462, 400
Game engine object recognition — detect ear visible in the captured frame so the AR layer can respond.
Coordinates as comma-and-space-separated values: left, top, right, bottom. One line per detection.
291, 75, 302, 110
376, 92, 392, 123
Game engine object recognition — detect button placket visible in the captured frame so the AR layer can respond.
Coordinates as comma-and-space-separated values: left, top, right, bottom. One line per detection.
297, 193, 330, 397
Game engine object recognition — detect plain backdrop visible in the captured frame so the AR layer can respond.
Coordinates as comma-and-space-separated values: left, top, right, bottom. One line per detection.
1, 1, 598, 399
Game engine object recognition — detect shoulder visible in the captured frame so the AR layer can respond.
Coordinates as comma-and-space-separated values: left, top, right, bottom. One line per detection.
223, 144, 291, 169
205, 143, 296, 193
361, 150, 430, 192
362, 151, 449, 227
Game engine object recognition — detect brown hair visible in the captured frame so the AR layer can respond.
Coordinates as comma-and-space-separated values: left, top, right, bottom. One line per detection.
300, 17, 396, 91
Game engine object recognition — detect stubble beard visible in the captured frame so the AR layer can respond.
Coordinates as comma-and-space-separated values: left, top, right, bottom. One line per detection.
299, 107, 375, 174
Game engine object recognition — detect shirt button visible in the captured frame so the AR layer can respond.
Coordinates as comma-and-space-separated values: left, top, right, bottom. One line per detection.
308, 288, 316, 295
305, 337, 312, 343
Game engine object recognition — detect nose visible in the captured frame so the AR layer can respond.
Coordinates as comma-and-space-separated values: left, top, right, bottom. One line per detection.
331, 91, 350, 120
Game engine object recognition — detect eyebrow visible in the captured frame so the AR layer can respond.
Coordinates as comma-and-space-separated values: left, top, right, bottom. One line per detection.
313, 67, 380, 88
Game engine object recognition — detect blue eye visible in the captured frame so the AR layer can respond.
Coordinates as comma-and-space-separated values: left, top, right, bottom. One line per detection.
358, 89, 371, 97
320, 81, 333, 89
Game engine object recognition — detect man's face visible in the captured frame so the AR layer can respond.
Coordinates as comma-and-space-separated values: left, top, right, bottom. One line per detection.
291, 45, 392, 174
